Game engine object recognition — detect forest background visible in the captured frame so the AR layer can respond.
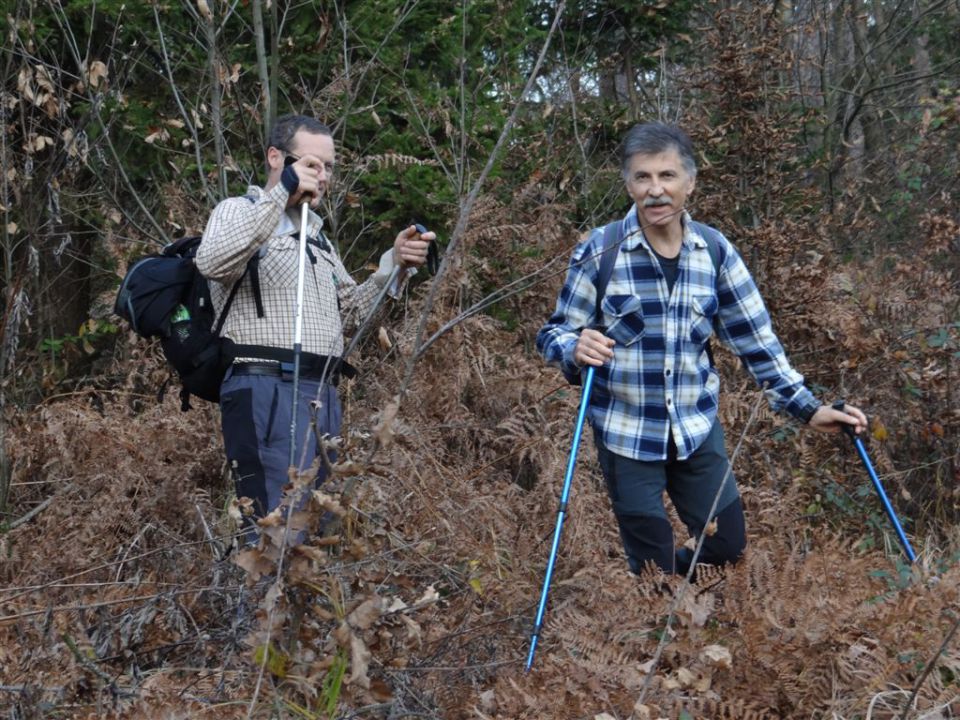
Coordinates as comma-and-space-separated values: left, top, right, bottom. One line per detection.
2, 0, 960, 718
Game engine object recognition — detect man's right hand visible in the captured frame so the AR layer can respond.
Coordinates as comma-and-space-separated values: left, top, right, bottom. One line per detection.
574, 328, 615, 367
285, 155, 329, 209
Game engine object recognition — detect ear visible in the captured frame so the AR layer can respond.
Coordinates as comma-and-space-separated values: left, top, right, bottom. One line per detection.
266, 146, 285, 173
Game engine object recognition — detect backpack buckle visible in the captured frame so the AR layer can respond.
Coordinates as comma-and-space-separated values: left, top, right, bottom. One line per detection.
280, 361, 295, 381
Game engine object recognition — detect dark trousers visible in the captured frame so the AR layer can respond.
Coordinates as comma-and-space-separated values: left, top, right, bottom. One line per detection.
596, 422, 746, 574
219, 367, 342, 532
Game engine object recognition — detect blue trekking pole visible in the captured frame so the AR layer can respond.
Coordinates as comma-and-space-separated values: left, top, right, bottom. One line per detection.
526, 364, 596, 671
833, 400, 916, 563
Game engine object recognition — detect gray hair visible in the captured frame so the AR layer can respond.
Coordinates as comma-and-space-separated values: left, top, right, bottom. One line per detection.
268, 114, 332, 153
620, 122, 697, 178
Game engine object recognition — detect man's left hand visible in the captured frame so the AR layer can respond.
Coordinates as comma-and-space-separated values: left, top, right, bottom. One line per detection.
394, 225, 435, 269
808, 403, 869, 435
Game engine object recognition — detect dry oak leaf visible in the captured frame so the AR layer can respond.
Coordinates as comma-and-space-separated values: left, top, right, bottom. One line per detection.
632, 702, 655, 720
415, 585, 440, 606
197, 0, 213, 21
348, 632, 372, 689
144, 127, 170, 145
374, 398, 400, 448
235, 547, 274, 584
311, 490, 347, 516
676, 667, 697, 688
377, 325, 392, 351
17, 66, 36, 103
700, 644, 733, 669
401, 615, 423, 649
330, 459, 366, 477
347, 596, 383, 630
675, 590, 713, 627
87, 60, 108, 88
872, 418, 889, 441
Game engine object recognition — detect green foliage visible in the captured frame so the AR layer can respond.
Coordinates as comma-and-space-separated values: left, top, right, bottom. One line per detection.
39, 319, 118, 359
319, 648, 349, 718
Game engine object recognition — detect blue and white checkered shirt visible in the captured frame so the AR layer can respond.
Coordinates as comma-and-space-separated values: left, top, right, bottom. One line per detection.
536, 206, 821, 461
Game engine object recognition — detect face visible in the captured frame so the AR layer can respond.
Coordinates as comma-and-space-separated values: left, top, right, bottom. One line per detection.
266, 129, 336, 197
623, 147, 695, 235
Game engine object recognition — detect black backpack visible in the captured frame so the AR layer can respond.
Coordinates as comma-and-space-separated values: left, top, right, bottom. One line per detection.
114, 237, 249, 410
564, 219, 723, 385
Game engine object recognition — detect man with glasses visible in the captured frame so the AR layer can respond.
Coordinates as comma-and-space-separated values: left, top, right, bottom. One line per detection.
196, 114, 433, 535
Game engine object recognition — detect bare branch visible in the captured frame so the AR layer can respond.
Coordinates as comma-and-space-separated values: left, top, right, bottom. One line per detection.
153, 3, 214, 205
397, 1, 568, 399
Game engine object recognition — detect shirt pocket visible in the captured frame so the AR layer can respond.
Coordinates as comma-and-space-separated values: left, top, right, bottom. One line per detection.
258, 236, 299, 288
690, 294, 719, 344
600, 294, 645, 347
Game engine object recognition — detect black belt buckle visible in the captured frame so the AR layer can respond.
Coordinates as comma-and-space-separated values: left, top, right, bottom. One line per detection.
280, 361, 294, 381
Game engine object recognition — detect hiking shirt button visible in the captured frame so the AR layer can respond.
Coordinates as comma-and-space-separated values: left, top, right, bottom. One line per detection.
665, 368, 672, 376
666, 397, 672, 406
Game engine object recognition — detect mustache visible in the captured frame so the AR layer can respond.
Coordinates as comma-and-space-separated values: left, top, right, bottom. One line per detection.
643, 197, 673, 207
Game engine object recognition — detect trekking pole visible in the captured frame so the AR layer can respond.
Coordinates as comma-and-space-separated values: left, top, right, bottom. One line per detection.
526, 364, 596, 671
288, 201, 311, 469
341, 266, 401, 363
340, 223, 433, 364
832, 400, 916, 563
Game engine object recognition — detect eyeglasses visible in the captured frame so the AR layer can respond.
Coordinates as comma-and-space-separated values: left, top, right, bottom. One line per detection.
282, 152, 335, 176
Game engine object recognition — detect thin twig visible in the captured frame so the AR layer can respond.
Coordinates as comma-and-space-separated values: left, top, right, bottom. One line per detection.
0, 538, 224, 603
7, 495, 54, 530
201, 0, 227, 196
152, 3, 214, 205
397, 0, 568, 400
252, 0, 272, 139
0, 587, 217, 625
898, 611, 960, 720
637, 388, 768, 705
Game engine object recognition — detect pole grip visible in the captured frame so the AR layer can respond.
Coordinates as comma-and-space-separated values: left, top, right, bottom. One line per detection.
831, 399, 856, 439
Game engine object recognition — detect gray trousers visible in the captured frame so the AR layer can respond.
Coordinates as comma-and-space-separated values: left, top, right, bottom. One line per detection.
219, 367, 342, 523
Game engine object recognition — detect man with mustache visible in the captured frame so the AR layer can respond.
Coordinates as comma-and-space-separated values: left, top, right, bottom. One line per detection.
536, 122, 867, 576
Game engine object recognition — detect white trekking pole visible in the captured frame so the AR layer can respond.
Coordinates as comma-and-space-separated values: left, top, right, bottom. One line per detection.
288, 201, 310, 469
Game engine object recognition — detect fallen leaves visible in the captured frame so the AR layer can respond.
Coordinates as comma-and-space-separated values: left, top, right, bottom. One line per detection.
373, 398, 400, 448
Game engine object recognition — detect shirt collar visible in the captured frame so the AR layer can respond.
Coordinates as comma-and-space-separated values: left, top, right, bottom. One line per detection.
619, 206, 706, 253
245, 184, 327, 237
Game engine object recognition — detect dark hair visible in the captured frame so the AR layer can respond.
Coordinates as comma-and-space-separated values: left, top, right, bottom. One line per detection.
268, 114, 332, 153
620, 122, 697, 178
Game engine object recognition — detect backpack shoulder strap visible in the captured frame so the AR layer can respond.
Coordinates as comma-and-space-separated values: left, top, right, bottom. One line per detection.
593, 220, 624, 325
690, 221, 722, 283
690, 221, 726, 366
209, 248, 267, 335
212, 267, 248, 336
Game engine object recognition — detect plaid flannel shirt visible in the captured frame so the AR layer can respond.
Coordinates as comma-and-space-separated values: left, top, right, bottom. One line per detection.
196, 183, 394, 360
536, 206, 821, 461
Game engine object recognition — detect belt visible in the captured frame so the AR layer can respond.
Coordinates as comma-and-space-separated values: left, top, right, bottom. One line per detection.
232, 361, 343, 385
